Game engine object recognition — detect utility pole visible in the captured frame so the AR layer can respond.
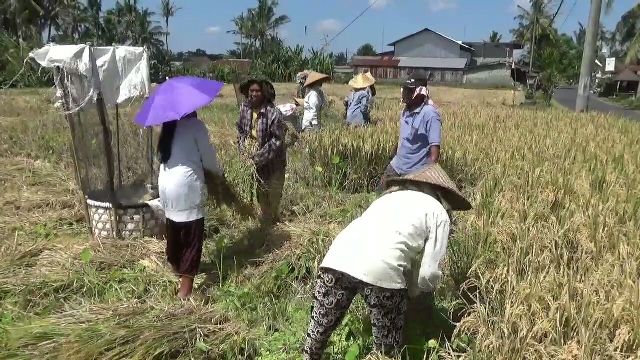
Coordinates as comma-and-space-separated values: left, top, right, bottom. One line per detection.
240, 11, 244, 59
576, 0, 602, 112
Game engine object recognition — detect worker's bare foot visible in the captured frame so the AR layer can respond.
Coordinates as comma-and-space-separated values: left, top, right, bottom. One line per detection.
177, 276, 193, 300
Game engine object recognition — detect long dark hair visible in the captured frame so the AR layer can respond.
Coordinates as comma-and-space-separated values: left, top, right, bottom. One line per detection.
240, 79, 276, 104
157, 111, 197, 164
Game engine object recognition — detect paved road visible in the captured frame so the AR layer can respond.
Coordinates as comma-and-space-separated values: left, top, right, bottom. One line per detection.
553, 86, 640, 121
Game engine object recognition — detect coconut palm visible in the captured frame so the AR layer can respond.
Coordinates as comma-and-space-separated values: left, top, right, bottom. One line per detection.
56, 0, 89, 42
613, 3, 640, 63
229, 0, 290, 58
487, 31, 503, 42
510, 0, 555, 71
86, 0, 102, 44
160, 0, 180, 53
249, 0, 290, 53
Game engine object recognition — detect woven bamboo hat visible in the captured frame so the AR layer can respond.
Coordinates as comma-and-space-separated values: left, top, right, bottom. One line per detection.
348, 73, 375, 89
304, 71, 330, 87
386, 163, 472, 211
363, 71, 376, 84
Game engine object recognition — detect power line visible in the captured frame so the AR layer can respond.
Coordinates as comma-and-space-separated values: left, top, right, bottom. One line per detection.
321, 0, 381, 51
559, 0, 578, 29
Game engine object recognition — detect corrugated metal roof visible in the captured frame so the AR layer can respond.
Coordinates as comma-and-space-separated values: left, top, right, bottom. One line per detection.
388, 28, 474, 51
463, 42, 522, 59
613, 69, 640, 82
396, 57, 468, 69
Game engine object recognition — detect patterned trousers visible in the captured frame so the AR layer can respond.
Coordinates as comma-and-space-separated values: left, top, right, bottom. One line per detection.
303, 268, 408, 360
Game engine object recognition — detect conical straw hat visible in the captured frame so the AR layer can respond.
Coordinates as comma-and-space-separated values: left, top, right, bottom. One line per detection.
386, 163, 472, 211
348, 73, 375, 89
363, 71, 375, 84
304, 71, 330, 87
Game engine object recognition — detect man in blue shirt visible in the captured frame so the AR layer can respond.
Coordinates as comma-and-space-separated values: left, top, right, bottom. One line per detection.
377, 69, 441, 192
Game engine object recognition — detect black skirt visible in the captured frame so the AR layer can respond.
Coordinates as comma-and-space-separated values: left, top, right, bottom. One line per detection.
165, 217, 205, 277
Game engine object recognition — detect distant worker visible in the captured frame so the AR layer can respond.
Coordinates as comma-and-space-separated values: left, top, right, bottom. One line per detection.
296, 70, 310, 98
300, 71, 330, 132
303, 163, 472, 360
344, 73, 374, 127
237, 79, 288, 226
378, 69, 442, 192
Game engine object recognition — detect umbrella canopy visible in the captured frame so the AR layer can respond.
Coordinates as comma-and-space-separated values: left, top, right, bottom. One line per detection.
134, 76, 224, 127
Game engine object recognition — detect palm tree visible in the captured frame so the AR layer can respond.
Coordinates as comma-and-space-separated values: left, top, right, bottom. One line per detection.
86, 0, 102, 44
250, 0, 290, 53
510, 0, 555, 71
1, 0, 44, 49
613, 3, 640, 63
56, 0, 90, 42
160, 0, 180, 53
487, 31, 503, 42
229, 0, 290, 59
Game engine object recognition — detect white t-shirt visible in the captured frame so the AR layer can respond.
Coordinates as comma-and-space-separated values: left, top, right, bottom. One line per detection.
320, 190, 451, 295
302, 86, 324, 129
158, 117, 222, 222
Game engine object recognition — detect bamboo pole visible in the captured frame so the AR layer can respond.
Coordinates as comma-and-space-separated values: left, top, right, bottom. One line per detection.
115, 103, 123, 188
88, 44, 120, 239
54, 66, 93, 238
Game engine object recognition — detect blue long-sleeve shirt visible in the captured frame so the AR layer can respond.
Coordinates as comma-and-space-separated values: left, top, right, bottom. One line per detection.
390, 104, 442, 175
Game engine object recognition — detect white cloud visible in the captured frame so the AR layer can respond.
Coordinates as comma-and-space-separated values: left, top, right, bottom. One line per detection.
370, 0, 391, 9
205, 26, 221, 35
427, 0, 457, 12
316, 19, 342, 34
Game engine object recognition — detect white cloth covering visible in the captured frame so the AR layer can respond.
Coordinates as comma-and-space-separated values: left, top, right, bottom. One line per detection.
158, 117, 222, 222
320, 190, 451, 296
29, 44, 150, 110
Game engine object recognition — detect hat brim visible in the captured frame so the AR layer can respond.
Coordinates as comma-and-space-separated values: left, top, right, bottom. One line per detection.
348, 79, 375, 89
385, 164, 472, 211
304, 72, 330, 87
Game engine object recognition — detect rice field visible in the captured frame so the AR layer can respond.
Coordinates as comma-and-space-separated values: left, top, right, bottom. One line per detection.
0, 83, 639, 360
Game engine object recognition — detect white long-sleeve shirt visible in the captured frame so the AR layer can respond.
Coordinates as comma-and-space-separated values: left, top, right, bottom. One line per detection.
158, 116, 222, 222
301, 86, 324, 130
320, 190, 451, 295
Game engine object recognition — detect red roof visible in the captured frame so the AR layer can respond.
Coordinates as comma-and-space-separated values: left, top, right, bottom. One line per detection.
351, 56, 400, 67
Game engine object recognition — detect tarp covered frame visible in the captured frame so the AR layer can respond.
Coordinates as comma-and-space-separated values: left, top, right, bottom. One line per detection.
29, 43, 150, 111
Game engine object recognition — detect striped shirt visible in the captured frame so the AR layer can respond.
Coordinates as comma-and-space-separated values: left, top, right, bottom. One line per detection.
237, 101, 287, 169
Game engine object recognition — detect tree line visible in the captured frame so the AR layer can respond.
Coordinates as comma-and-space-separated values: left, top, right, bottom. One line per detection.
508, 0, 640, 94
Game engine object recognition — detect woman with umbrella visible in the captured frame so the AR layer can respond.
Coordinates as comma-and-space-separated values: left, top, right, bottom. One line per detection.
136, 76, 252, 299
237, 79, 288, 226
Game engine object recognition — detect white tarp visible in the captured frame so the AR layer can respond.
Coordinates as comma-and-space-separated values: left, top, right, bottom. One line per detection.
29, 44, 150, 110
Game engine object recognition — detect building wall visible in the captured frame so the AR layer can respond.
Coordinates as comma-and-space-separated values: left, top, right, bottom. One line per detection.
464, 67, 513, 87
394, 30, 463, 58
353, 65, 464, 83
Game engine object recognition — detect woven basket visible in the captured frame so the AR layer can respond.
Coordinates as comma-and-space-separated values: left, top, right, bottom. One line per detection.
87, 197, 164, 239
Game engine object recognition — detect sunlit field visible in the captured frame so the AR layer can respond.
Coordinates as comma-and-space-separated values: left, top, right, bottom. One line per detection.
1, 83, 639, 359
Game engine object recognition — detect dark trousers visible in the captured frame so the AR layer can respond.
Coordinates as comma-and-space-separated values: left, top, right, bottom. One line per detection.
165, 217, 205, 278
376, 163, 400, 194
256, 162, 286, 224
303, 268, 407, 360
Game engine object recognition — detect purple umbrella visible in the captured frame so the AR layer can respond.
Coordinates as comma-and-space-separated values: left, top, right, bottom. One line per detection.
134, 76, 224, 127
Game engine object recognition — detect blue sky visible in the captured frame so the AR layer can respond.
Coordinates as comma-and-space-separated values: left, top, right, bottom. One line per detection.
103, 0, 637, 55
